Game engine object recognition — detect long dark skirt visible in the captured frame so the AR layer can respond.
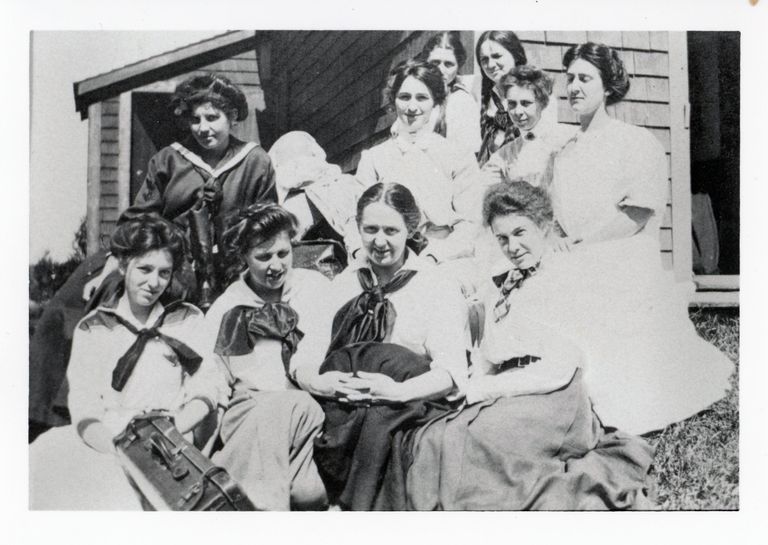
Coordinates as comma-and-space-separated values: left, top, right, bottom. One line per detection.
406, 370, 655, 510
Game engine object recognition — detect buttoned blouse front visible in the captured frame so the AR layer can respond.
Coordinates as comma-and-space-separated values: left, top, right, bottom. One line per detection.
67, 296, 226, 438
204, 268, 334, 394
329, 252, 469, 395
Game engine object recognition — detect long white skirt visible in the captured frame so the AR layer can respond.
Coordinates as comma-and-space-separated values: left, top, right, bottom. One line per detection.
29, 425, 142, 510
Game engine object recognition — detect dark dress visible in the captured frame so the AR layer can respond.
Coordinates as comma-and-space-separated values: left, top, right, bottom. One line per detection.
29, 137, 277, 434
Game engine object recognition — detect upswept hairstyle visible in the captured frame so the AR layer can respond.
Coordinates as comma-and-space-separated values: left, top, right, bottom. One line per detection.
500, 65, 555, 109
476, 31, 527, 105
110, 214, 187, 270
170, 73, 249, 122
220, 202, 299, 283
482, 181, 553, 229
356, 183, 426, 253
384, 59, 447, 108
421, 31, 468, 70
562, 42, 630, 106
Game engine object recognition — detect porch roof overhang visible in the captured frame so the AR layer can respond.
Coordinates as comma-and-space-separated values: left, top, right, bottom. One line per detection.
73, 30, 264, 119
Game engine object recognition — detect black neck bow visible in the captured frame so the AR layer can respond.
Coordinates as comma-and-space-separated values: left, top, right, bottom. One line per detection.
214, 303, 304, 374
110, 302, 202, 392
327, 267, 418, 355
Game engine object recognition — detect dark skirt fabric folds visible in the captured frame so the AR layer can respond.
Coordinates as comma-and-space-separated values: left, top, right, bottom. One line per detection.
406, 369, 655, 510
313, 342, 456, 511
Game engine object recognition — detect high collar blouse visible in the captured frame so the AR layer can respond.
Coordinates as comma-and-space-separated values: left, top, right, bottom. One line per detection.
67, 295, 227, 438
203, 268, 335, 394
329, 252, 469, 397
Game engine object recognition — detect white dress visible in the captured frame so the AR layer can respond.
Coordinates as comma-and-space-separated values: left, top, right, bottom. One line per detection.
443, 81, 481, 155
487, 241, 734, 435
355, 132, 485, 263
29, 296, 226, 510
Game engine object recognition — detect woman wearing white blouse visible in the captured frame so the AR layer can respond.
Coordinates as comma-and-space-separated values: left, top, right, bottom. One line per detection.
355, 59, 484, 264
421, 31, 480, 154
29, 216, 227, 510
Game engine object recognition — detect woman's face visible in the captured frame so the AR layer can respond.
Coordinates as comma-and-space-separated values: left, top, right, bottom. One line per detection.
122, 249, 174, 310
491, 213, 548, 270
394, 76, 436, 134
479, 39, 517, 87
427, 47, 459, 86
188, 102, 233, 153
566, 58, 608, 116
359, 202, 409, 274
505, 85, 543, 131
244, 231, 293, 297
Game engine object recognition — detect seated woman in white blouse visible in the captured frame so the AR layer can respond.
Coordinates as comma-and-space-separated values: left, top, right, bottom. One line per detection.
203, 203, 335, 510
304, 183, 469, 510
482, 65, 576, 188
355, 59, 485, 264
420, 31, 480, 154
29, 215, 228, 510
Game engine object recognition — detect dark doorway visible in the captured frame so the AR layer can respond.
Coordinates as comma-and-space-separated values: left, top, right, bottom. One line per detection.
130, 92, 186, 203
687, 32, 740, 275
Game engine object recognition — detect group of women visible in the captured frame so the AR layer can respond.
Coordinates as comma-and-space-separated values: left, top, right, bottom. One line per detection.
29, 31, 734, 511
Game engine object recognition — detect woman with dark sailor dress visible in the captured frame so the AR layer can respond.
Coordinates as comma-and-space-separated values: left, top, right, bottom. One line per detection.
29, 73, 277, 436
203, 203, 334, 510
29, 215, 228, 510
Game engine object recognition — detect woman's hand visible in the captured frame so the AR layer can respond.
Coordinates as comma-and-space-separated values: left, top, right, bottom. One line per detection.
551, 236, 582, 253
174, 399, 211, 435
305, 371, 360, 399
341, 372, 404, 404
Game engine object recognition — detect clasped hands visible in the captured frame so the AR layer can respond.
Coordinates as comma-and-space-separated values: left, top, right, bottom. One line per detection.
314, 370, 404, 404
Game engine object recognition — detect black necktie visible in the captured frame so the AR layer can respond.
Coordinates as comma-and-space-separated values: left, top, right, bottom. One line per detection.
110, 303, 203, 392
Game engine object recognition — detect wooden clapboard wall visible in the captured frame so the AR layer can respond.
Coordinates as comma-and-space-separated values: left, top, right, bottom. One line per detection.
94, 51, 263, 244
263, 30, 676, 270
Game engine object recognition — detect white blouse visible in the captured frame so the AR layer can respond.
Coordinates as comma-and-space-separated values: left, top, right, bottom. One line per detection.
355, 132, 486, 262
67, 295, 228, 438
203, 268, 335, 393
329, 252, 469, 396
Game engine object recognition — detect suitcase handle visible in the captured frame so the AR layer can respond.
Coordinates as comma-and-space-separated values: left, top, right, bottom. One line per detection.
148, 432, 189, 480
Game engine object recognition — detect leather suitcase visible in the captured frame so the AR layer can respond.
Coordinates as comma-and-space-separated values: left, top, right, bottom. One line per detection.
114, 412, 256, 511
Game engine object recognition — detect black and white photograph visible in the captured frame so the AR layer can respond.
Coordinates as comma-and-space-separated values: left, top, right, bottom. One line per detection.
7, 0, 768, 542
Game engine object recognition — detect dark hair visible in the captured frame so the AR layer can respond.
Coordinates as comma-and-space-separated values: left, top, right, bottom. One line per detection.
220, 203, 298, 283
421, 31, 468, 70
356, 183, 427, 253
170, 73, 249, 123
562, 42, 630, 106
476, 31, 527, 106
384, 59, 447, 107
500, 65, 554, 109
482, 182, 553, 229
111, 214, 186, 270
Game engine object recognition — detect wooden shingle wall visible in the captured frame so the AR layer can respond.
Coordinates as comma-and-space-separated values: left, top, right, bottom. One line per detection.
262, 31, 474, 171
264, 31, 676, 269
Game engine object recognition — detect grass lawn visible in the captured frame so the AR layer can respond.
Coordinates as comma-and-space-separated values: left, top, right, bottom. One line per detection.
646, 308, 739, 510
